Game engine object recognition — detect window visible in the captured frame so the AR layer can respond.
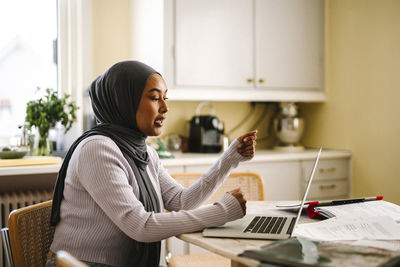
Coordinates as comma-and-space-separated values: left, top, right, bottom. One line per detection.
0, 0, 92, 149
0, 0, 58, 144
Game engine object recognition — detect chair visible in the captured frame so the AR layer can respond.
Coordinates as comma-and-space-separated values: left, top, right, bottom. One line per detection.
166, 172, 265, 267
55, 250, 89, 267
1, 200, 55, 267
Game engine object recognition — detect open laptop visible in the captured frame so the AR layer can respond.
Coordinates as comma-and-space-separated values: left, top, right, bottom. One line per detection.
203, 147, 322, 240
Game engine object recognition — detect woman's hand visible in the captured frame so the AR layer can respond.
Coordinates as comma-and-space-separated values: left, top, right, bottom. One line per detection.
227, 188, 247, 215
237, 130, 257, 158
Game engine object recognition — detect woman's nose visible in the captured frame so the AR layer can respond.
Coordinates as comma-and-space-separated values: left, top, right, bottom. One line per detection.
160, 100, 168, 113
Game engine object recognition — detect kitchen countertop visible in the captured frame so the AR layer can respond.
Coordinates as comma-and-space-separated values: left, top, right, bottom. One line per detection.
161, 148, 352, 167
0, 148, 351, 176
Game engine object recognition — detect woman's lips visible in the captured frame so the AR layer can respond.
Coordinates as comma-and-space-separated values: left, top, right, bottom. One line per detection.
154, 117, 165, 127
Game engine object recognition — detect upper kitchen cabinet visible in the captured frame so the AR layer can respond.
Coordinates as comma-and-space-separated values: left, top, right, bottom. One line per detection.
254, 0, 324, 93
174, 0, 253, 88
131, 0, 325, 102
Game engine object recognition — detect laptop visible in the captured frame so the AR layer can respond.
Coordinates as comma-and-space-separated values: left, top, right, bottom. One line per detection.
202, 147, 322, 240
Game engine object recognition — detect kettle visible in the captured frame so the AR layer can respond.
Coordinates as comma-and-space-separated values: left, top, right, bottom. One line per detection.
189, 102, 224, 153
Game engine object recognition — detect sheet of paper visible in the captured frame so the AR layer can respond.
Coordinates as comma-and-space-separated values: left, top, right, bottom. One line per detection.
315, 201, 400, 221
293, 216, 400, 241
352, 239, 400, 251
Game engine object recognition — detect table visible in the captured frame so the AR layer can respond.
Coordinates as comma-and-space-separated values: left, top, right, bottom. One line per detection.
176, 201, 400, 267
176, 201, 315, 267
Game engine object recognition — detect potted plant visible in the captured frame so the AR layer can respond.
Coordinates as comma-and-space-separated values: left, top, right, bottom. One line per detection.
25, 87, 79, 156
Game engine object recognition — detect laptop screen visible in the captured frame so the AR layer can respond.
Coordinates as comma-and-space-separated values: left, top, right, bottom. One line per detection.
290, 147, 322, 237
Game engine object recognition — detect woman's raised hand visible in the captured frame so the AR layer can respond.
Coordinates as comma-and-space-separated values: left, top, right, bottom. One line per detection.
237, 130, 257, 158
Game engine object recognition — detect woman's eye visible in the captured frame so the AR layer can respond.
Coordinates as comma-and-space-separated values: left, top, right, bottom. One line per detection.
150, 95, 168, 102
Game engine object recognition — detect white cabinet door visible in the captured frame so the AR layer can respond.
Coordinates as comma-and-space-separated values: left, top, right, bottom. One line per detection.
300, 158, 350, 199
255, 0, 324, 90
164, 165, 185, 175
236, 161, 301, 200
185, 161, 301, 200
175, 0, 253, 87
184, 164, 212, 173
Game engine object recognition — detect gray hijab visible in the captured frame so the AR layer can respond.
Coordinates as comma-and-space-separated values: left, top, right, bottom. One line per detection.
50, 60, 162, 266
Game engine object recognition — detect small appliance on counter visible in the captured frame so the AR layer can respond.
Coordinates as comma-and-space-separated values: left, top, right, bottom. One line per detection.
273, 102, 305, 151
189, 102, 224, 153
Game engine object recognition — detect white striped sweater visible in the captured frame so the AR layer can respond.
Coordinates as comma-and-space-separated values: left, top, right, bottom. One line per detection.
50, 135, 248, 267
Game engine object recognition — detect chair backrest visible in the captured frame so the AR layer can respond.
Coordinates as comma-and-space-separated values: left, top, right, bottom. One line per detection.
171, 172, 265, 203
55, 250, 89, 267
7, 200, 55, 267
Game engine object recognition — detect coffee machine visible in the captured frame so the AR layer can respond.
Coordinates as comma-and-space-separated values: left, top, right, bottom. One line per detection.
189, 102, 224, 153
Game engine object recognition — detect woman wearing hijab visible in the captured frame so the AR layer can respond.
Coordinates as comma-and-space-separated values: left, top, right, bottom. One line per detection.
47, 61, 257, 267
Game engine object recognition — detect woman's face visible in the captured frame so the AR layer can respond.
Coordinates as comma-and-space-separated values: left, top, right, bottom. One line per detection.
136, 73, 168, 136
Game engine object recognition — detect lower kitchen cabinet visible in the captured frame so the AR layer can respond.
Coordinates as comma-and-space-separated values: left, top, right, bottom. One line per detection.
301, 158, 350, 199
234, 161, 301, 200
162, 149, 351, 200
163, 165, 185, 175
160, 149, 352, 260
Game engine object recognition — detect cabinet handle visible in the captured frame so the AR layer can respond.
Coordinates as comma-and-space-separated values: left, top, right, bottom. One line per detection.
247, 78, 254, 83
319, 167, 336, 173
259, 78, 265, 83
319, 184, 336, 190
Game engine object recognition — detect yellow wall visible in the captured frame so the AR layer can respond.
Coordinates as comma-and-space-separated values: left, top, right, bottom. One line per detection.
301, 0, 400, 204
91, 0, 400, 203
161, 101, 277, 147
92, 0, 132, 75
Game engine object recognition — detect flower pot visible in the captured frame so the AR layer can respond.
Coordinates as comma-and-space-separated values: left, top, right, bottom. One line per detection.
33, 129, 53, 156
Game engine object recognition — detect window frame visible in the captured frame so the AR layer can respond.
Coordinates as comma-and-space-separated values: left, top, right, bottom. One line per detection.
58, 0, 92, 148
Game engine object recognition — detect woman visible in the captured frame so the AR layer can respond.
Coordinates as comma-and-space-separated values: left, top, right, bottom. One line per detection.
47, 61, 257, 267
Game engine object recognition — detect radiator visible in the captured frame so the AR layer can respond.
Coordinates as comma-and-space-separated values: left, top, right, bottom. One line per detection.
0, 190, 52, 267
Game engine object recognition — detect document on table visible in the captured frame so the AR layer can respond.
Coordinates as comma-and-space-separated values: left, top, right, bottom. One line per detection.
313, 201, 400, 221
294, 216, 400, 241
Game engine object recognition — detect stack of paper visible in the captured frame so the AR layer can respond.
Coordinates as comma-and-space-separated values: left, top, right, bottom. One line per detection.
314, 200, 400, 221
294, 216, 400, 241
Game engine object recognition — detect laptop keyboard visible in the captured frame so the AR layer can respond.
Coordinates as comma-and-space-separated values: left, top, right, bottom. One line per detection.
244, 216, 294, 235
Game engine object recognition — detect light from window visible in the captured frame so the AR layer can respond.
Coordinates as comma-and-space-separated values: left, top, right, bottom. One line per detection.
0, 0, 57, 144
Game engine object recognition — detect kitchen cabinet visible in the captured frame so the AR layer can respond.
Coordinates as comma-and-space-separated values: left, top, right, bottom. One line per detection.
234, 161, 301, 200
163, 149, 351, 201
174, 0, 253, 88
254, 0, 324, 91
175, 0, 324, 91
185, 161, 301, 201
301, 158, 350, 199
132, 0, 325, 101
